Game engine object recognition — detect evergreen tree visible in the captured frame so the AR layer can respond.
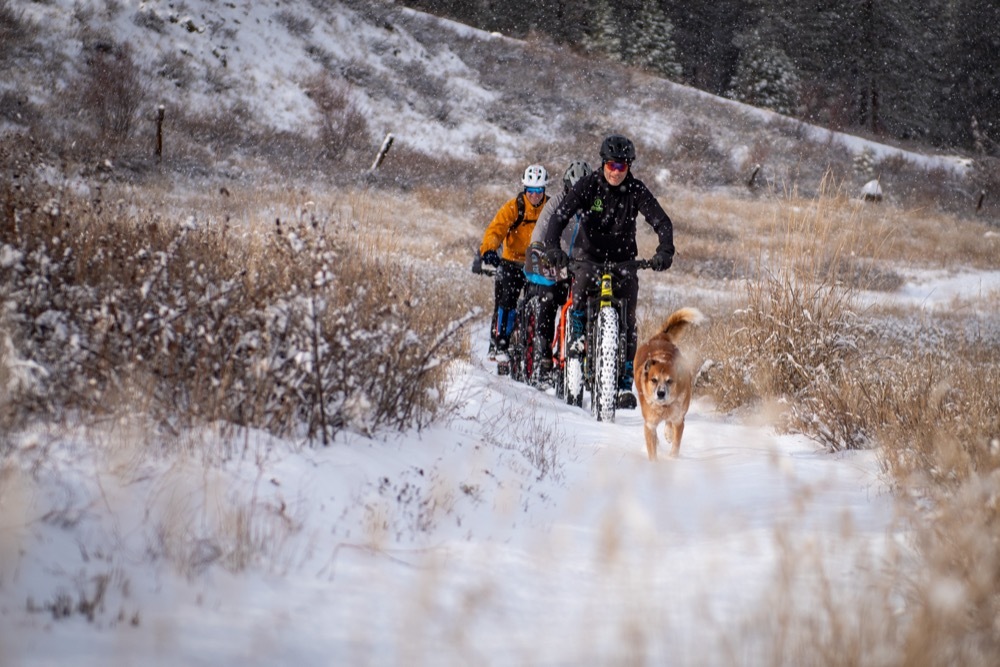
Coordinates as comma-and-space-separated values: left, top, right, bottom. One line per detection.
396, 0, 998, 151
623, 0, 683, 79
660, 0, 749, 94
731, 0, 850, 127
582, 0, 622, 60
735, 0, 950, 143
875, 1, 952, 143
947, 0, 1000, 149
535, 0, 592, 45
727, 28, 800, 115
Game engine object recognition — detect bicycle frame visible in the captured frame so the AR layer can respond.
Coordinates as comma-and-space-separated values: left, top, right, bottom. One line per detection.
554, 296, 573, 368
560, 258, 651, 420
551, 293, 574, 399
508, 289, 542, 384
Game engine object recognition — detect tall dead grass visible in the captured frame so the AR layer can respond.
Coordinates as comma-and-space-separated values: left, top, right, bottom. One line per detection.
692, 180, 1000, 664
697, 177, 880, 448
697, 178, 998, 455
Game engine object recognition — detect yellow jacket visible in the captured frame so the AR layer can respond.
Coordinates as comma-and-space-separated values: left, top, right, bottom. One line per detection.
479, 192, 548, 264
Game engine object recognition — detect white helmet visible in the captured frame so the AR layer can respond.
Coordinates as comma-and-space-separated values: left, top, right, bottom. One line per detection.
521, 164, 548, 188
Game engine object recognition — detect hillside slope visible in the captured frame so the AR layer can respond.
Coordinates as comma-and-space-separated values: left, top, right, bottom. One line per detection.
4, 0, 975, 201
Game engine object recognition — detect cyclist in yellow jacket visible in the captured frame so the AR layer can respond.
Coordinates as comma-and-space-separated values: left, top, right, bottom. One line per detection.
477, 164, 549, 362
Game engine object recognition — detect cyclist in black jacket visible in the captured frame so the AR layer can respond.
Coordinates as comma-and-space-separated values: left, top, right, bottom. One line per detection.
542, 134, 675, 409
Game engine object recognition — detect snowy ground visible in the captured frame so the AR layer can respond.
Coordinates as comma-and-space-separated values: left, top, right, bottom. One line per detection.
6, 267, 999, 666
2, 315, 907, 666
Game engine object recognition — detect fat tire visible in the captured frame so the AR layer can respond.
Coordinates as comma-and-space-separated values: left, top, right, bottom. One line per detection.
592, 307, 619, 422
565, 357, 584, 407
508, 339, 523, 382
523, 297, 539, 384
508, 311, 525, 383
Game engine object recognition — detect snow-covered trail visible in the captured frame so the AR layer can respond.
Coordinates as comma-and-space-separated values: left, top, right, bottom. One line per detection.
4, 330, 900, 667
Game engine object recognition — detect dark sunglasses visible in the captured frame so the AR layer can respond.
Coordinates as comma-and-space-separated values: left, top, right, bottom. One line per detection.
605, 160, 629, 172
525, 186, 545, 194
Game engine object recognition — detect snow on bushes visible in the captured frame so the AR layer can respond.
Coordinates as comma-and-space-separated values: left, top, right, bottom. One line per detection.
0, 167, 470, 444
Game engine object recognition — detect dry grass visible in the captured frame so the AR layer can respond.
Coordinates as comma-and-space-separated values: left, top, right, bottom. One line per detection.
150, 445, 302, 577
663, 179, 999, 273
3, 122, 998, 665
693, 176, 997, 450
677, 179, 1000, 664
1, 157, 997, 667
0, 144, 475, 445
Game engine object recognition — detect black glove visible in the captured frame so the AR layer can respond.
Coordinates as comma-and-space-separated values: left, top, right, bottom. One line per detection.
545, 247, 569, 269
650, 251, 673, 272
482, 250, 500, 267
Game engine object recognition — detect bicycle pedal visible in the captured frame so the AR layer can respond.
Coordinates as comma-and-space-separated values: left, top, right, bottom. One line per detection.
497, 360, 510, 376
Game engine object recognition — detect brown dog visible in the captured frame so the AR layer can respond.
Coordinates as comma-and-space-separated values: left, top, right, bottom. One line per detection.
634, 308, 705, 460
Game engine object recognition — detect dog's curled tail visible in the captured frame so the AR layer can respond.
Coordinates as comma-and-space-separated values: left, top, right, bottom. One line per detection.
660, 307, 705, 342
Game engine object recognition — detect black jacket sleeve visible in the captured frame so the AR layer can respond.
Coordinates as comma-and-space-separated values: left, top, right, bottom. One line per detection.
636, 182, 674, 256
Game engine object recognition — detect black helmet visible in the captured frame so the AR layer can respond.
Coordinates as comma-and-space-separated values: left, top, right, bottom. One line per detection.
562, 160, 592, 190
599, 134, 636, 164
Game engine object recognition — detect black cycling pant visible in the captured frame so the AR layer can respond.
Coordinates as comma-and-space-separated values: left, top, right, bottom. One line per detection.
492, 259, 525, 346
569, 261, 639, 363
525, 280, 569, 357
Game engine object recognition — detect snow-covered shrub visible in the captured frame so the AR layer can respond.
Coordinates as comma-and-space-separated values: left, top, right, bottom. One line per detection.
238, 217, 475, 443
853, 147, 877, 180
698, 187, 876, 450
273, 9, 314, 38
71, 37, 147, 151
0, 0, 37, 62
661, 119, 735, 186
0, 165, 470, 444
302, 72, 370, 162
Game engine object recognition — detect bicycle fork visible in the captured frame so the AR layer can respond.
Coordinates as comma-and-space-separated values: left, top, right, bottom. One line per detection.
585, 271, 616, 380
599, 271, 614, 308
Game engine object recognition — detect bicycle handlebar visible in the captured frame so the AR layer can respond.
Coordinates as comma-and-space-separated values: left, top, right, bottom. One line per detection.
569, 257, 653, 272
470, 256, 496, 277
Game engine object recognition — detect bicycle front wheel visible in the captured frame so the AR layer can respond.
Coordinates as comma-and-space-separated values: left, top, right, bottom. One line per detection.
592, 306, 619, 423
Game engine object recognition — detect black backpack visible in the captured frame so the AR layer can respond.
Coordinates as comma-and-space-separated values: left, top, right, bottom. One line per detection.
508, 192, 547, 233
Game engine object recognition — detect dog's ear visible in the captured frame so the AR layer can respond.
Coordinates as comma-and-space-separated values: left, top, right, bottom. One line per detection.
643, 358, 654, 375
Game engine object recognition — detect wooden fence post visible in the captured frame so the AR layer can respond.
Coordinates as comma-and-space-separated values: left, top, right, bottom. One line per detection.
155, 105, 165, 162
368, 133, 394, 174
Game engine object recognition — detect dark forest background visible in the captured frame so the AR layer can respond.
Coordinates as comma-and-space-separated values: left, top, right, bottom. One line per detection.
399, 0, 1000, 155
